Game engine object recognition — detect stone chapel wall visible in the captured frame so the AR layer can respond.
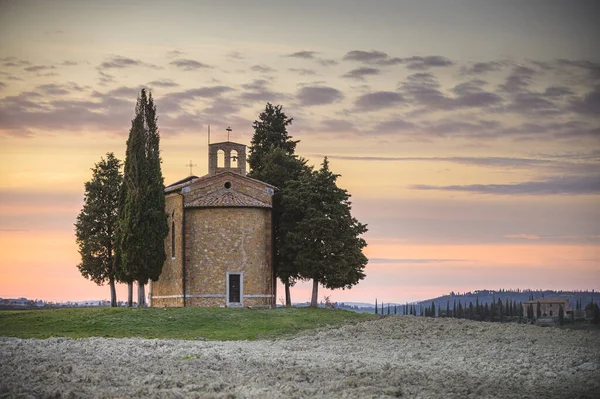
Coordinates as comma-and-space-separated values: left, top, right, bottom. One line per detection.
151, 193, 184, 307
184, 207, 273, 307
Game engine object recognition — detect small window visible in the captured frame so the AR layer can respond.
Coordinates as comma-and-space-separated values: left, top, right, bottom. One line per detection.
224, 181, 231, 189
171, 221, 175, 258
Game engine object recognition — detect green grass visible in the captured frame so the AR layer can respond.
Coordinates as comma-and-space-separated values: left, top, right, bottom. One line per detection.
0, 307, 375, 340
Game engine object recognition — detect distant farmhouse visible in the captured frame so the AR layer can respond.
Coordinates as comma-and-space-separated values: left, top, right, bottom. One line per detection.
523, 298, 570, 317
150, 140, 276, 308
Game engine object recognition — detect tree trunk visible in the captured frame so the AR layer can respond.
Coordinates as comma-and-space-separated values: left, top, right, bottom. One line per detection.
137, 281, 146, 307
310, 279, 319, 307
109, 277, 117, 307
285, 282, 292, 307
127, 282, 133, 307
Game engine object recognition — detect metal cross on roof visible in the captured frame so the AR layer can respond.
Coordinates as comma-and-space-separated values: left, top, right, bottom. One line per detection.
226, 126, 232, 142
185, 160, 197, 175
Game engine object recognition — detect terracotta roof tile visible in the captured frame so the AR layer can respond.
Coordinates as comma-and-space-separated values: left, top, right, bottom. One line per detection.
186, 188, 271, 208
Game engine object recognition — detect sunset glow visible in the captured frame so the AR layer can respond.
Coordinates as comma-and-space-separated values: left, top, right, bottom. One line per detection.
0, 0, 598, 304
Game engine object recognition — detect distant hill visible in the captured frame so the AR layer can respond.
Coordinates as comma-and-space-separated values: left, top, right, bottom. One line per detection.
335, 289, 600, 314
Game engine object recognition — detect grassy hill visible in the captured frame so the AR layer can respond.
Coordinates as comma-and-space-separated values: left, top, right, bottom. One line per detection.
0, 306, 374, 340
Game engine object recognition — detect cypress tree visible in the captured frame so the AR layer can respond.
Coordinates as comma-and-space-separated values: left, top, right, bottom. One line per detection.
536, 301, 542, 318
375, 298, 378, 314
115, 89, 168, 307
559, 304, 564, 325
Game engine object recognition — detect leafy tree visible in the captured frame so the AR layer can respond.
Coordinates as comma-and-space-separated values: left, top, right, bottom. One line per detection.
280, 158, 368, 307
247, 103, 306, 306
115, 89, 168, 307
75, 153, 123, 307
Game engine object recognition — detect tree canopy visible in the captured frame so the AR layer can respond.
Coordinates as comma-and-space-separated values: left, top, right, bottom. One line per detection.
247, 103, 307, 306
115, 89, 168, 306
75, 152, 122, 307
281, 158, 368, 307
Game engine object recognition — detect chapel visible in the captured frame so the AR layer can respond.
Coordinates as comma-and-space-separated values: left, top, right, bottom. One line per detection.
149, 139, 276, 307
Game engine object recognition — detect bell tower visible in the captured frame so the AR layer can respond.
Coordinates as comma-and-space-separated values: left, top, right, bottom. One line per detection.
208, 141, 247, 176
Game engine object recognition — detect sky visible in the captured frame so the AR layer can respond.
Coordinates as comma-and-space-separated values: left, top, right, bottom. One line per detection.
0, 0, 599, 304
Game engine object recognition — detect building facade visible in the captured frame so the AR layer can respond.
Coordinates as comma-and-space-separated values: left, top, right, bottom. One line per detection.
524, 299, 570, 317
150, 141, 276, 307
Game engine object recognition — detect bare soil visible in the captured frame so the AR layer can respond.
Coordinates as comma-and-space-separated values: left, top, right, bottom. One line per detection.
1, 316, 599, 398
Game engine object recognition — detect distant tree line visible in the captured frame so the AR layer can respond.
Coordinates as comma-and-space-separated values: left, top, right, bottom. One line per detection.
371, 294, 600, 325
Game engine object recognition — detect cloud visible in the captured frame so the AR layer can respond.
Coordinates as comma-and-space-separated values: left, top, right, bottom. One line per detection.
289, 68, 316, 76
239, 79, 283, 103
461, 61, 504, 74
60, 61, 78, 66
317, 119, 358, 134
411, 175, 600, 195
543, 86, 573, 98
159, 86, 235, 112
24, 65, 56, 73
505, 233, 600, 241
2, 57, 30, 67
504, 234, 541, 240
371, 119, 416, 135
250, 64, 275, 73
166, 50, 185, 58
296, 86, 343, 106
35, 84, 70, 96
0, 91, 135, 137
343, 50, 389, 63
92, 86, 143, 99
368, 258, 466, 264
569, 86, 600, 116
404, 56, 453, 70
147, 79, 179, 88
324, 155, 555, 169
506, 92, 562, 115
355, 91, 405, 111
556, 59, 600, 81
100, 56, 157, 69
499, 65, 536, 93
286, 51, 318, 59
0, 82, 6, 90
98, 71, 115, 86
398, 73, 503, 111
317, 59, 338, 66
342, 67, 380, 80
169, 59, 211, 71
227, 51, 245, 60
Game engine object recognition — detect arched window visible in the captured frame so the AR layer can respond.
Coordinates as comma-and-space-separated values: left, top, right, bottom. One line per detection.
230, 149, 238, 168
171, 221, 175, 258
217, 149, 225, 168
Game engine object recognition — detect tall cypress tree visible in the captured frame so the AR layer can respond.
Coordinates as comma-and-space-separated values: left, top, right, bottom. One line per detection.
115, 89, 168, 307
